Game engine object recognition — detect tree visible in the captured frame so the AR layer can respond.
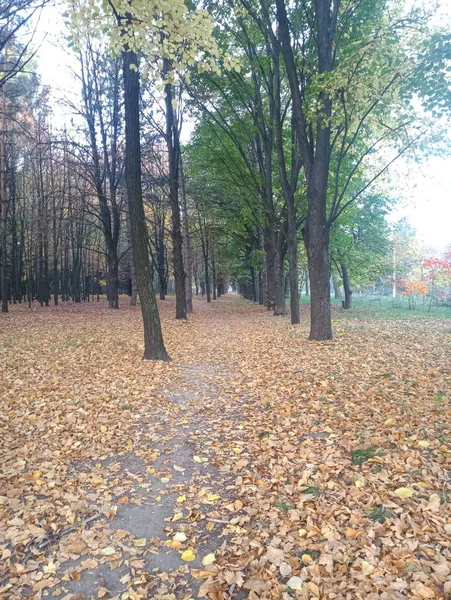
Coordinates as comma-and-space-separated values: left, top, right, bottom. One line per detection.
77, 40, 124, 309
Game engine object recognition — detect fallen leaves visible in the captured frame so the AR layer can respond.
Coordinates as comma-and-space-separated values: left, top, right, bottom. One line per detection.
180, 549, 196, 562
1, 296, 450, 600
201, 552, 216, 566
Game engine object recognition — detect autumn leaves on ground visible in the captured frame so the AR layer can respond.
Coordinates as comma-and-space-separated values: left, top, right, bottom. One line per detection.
1, 294, 450, 600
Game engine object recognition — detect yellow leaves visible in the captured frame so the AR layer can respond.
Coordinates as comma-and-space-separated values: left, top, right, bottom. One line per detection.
176, 494, 186, 503
133, 538, 146, 547
417, 440, 430, 448
361, 560, 375, 576
297, 528, 307, 537
201, 553, 215, 566
99, 425, 107, 433
308, 582, 320, 597
43, 561, 57, 575
345, 528, 360, 539
301, 553, 313, 564
286, 576, 304, 590
181, 549, 196, 562
100, 546, 116, 556
394, 487, 414, 499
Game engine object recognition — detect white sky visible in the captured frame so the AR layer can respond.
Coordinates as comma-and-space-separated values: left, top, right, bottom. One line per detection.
33, 2, 451, 254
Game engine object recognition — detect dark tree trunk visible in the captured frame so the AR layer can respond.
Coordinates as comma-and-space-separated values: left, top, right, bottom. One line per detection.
250, 266, 257, 302
273, 247, 286, 315
287, 197, 300, 323
107, 255, 119, 309
332, 275, 341, 299
126, 209, 137, 306
340, 261, 352, 309
179, 157, 193, 313
1, 90, 7, 313
264, 225, 277, 310
122, 45, 169, 360
212, 247, 217, 300
304, 182, 332, 340
163, 74, 186, 319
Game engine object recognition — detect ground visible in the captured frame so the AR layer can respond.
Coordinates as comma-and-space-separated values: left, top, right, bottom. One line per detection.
0, 294, 450, 600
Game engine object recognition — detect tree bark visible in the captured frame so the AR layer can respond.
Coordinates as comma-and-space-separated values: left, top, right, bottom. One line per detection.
122, 46, 169, 360
1, 90, 7, 313
163, 74, 186, 319
126, 210, 137, 306
304, 183, 332, 340
340, 261, 352, 309
287, 196, 300, 323
332, 275, 341, 299
179, 157, 193, 313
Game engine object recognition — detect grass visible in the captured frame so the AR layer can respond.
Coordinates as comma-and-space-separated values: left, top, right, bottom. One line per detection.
351, 446, 385, 466
298, 294, 451, 320
368, 505, 397, 523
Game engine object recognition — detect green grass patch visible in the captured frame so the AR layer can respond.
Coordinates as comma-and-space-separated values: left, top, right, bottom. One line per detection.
368, 505, 397, 523
351, 446, 385, 466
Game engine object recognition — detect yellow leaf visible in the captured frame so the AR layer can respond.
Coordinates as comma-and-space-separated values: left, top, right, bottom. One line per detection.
394, 487, 414, 499
361, 560, 375, 576
287, 576, 304, 591
202, 552, 216, 566
345, 528, 360, 538
133, 538, 146, 547
100, 425, 107, 433
301, 554, 313, 564
206, 493, 220, 502
177, 494, 186, 503
308, 582, 320, 597
181, 549, 196, 562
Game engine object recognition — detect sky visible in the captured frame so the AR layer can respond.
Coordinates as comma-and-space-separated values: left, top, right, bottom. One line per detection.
32, 1, 451, 254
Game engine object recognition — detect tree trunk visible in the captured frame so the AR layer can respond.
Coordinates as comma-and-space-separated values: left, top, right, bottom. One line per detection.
122, 46, 169, 361
212, 247, 217, 300
287, 195, 300, 323
273, 247, 286, 315
304, 185, 332, 341
163, 75, 186, 319
332, 275, 341, 299
250, 266, 257, 302
340, 261, 352, 309
1, 88, 8, 313
107, 255, 119, 309
180, 157, 193, 313
126, 210, 137, 306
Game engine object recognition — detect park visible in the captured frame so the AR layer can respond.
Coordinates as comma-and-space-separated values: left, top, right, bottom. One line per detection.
1, 0, 451, 598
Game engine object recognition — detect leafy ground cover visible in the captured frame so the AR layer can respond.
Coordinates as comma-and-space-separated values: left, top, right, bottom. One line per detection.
1, 294, 450, 600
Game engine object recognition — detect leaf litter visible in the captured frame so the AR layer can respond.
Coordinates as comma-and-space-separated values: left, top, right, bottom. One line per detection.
0, 294, 450, 599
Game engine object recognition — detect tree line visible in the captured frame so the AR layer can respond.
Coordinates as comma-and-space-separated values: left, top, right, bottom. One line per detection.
1, 0, 450, 359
